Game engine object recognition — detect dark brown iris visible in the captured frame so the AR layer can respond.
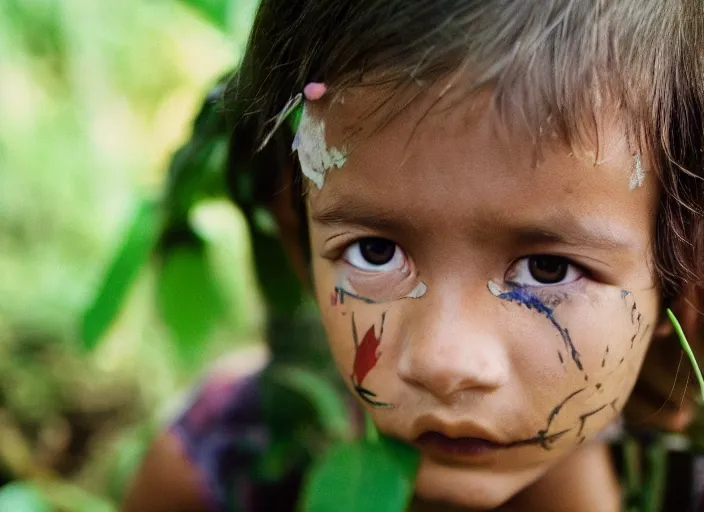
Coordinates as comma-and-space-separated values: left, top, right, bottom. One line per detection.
528, 255, 568, 284
359, 238, 396, 266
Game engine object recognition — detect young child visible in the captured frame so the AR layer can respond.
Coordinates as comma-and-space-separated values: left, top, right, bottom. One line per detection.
123, 0, 704, 510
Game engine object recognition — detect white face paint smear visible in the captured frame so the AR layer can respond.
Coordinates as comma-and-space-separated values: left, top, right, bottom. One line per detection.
628, 154, 646, 191
488, 280, 504, 297
292, 104, 347, 189
405, 281, 428, 299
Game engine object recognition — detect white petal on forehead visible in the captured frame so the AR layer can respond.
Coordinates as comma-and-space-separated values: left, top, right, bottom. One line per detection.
291, 104, 347, 189
628, 154, 646, 191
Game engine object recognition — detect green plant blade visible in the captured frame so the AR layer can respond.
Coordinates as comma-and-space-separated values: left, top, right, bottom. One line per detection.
301, 436, 420, 512
156, 241, 225, 367
667, 308, 704, 402
0, 482, 51, 512
177, 0, 230, 32
80, 197, 162, 350
271, 365, 351, 441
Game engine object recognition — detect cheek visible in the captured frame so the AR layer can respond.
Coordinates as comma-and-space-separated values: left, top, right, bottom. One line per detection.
560, 290, 654, 384
314, 260, 401, 403
512, 288, 657, 444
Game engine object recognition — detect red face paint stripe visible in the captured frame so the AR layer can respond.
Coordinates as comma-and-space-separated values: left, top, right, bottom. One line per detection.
353, 325, 381, 385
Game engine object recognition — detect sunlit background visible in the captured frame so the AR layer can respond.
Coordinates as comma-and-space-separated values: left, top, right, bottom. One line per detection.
0, 1, 263, 509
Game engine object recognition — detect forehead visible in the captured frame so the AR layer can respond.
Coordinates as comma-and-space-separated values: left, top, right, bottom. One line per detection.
307, 86, 658, 249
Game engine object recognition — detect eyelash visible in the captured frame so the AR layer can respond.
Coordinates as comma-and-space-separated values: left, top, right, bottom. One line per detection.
337, 238, 589, 287
506, 255, 585, 288
341, 238, 407, 273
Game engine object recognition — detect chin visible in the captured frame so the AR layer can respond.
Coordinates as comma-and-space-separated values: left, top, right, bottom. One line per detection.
414, 456, 542, 510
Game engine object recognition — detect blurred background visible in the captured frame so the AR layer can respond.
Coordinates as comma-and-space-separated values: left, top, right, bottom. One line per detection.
0, 0, 264, 509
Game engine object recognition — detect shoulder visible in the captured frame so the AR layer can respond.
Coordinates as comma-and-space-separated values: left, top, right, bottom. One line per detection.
169, 348, 271, 511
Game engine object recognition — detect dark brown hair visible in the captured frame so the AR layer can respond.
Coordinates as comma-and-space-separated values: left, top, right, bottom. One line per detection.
226, 0, 704, 299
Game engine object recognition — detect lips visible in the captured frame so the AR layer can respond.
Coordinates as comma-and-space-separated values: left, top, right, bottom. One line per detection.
415, 431, 505, 460
410, 415, 512, 462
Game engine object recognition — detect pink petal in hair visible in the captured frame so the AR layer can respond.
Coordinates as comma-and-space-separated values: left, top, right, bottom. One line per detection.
303, 82, 327, 101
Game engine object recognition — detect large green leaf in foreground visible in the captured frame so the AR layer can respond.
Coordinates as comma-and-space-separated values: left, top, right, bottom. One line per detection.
302, 436, 420, 512
156, 241, 225, 367
0, 483, 51, 512
177, 0, 231, 32
80, 198, 162, 350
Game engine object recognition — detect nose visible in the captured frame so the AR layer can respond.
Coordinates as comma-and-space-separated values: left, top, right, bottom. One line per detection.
397, 288, 510, 401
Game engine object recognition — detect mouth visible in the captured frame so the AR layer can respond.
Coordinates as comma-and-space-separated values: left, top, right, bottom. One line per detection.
414, 431, 507, 461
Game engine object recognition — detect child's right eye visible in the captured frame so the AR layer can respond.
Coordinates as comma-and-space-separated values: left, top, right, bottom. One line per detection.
342, 237, 406, 272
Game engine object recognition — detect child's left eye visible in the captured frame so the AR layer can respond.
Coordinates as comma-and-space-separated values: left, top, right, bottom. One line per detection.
342, 237, 407, 272
508, 255, 583, 287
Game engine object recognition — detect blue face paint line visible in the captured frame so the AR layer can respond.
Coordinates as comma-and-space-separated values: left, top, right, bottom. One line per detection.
489, 281, 584, 371
621, 290, 632, 299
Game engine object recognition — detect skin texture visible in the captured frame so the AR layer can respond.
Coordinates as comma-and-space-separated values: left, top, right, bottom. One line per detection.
121, 431, 207, 512
305, 85, 663, 510
122, 87, 704, 512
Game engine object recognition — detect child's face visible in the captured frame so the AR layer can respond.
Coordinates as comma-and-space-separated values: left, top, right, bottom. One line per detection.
303, 86, 660, 509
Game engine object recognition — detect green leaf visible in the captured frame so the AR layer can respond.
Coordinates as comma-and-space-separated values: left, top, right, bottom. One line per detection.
0, 482, 51, 512
248, 223, 306, 318
162, 79, 229, 227
301, 437, 420, 512
81, 197, 162, 350
177, 0, 230, 32
156, 241, 225, 367
271, 365, 351, 441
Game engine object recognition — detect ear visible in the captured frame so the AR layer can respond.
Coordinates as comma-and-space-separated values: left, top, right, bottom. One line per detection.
267, 159, 311, 289
652, 284, 703, 342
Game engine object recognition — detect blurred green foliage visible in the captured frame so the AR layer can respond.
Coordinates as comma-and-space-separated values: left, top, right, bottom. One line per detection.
0, 0, 425, 509
0, 0, 261, 509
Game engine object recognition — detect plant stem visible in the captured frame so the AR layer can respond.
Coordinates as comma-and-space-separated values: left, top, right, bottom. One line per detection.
667, 308, 704, 403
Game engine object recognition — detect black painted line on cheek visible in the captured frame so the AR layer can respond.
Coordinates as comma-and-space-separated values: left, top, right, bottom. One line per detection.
351, 312, 359, 348
539, 388, 586, 450
610, 398, 618, 413
577, 403, 609, 436
546, 388, 586, 429
505, 388, 587, 450
335, 286, 377, 305
558, 351, 564, 364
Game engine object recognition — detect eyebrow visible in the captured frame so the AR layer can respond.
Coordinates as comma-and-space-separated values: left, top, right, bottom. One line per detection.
509, 225, 636, 252
312, 201, 414, 234
311, 201, 639, 252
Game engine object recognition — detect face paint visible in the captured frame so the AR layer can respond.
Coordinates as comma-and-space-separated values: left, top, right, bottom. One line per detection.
506, 388, 585, 450
334, 286, 377, 305
621, 289, 649, 348
406, 280, 428, 299
335, 261, 428, 304
351, 312, 392, 408
488, 280, 583, 371
292, 104, 347, 189
628, 153, 646, 191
